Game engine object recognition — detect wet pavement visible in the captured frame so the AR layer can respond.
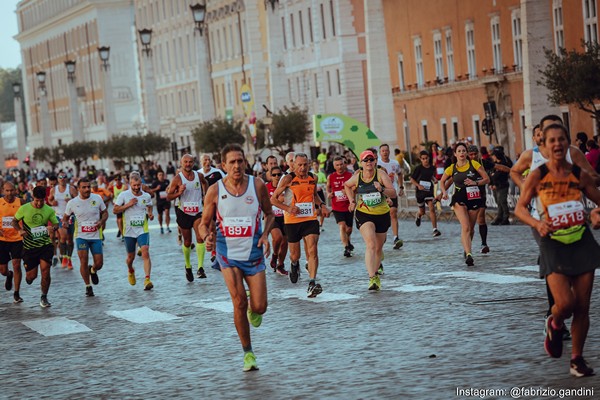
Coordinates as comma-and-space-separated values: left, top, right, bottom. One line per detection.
0, 207, 599, 399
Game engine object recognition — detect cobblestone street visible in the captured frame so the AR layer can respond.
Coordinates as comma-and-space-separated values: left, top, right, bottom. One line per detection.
0, 210, 598, 399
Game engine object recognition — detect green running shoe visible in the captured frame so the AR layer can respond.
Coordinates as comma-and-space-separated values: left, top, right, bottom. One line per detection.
243, 351, 259, 372
368, 275, 381, 291
246, 290, 262, 327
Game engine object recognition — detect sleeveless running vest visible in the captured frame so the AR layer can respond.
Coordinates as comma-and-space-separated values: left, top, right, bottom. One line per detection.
178, 171, 204, 216
53, 184, 73, 218
266, 181, 284, 217
356, 170, 390, 215
216, 176, 263, 261
451, 160, 483, 202
0, 198, 22, 242
283, 172, 318, 224
536, 164, 586, 244
329, 171, 352, 212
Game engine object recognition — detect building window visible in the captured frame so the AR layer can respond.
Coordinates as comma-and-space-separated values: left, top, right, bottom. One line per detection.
414, 37, 424, 88
553, 0, 565, 52
314, 73, 319, 98
299, 11, 305, 46
320, 3, 327, 40
336, 68, 341, 94
512, 10, 523, 70
465, 22, 476, 78
290, 13, 296, 47
421, 121, 428, 142
473, 115, 481, 146
330, 0, 336, 37
433, 32, 444, 81
562, 110, 571, 132
282, 16, 287, 50
452, 118, 459, 141
583, 0, 598, 43
445, 30, 455, 81
327, 70, 332, 96
397, 53, 405, 91
491, 16, 502, 73
308, 8, 314, 42
441, 119, 448, 147
288, 79, 292, 102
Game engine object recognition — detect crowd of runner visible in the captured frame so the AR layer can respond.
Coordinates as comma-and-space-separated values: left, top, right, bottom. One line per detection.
1, 115, 600, 375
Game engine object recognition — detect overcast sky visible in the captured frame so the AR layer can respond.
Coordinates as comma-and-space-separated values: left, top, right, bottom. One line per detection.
0, 0, 22, 70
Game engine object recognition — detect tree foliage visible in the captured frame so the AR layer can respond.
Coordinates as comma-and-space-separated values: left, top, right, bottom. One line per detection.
538, 41, 600, 130
0, 68, 22, 123
61, 141, 98, 177
269, 105, 310, 156
33, 146, 62, 171
192, 118, 245, 154
125, 132, 170, 161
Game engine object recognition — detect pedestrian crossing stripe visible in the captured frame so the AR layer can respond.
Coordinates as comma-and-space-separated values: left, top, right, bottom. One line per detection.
22, 316, 92, 336
430, 271, 539, 284
276, 289, 359, 302
106, 306, 180, 323
195, 301, 234, 313
389, 284, 447, 292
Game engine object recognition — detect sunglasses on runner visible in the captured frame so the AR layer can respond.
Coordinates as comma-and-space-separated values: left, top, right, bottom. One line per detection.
271, 173, 282, 177
58, 175, 66, 179
362, 158, 375, 163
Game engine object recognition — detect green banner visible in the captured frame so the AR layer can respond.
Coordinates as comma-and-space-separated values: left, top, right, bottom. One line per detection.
313, 114, 381, 155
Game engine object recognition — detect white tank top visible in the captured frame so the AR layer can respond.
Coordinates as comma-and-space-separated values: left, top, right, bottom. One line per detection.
215, 176, 263, 262
54, 184, 73, 218
178, 171, 204, 215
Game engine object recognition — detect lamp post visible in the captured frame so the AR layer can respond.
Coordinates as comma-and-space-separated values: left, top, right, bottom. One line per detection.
65, 60, 83, 142
36, 71, 52, 148
98, 46, 117, 138
12, 83, 27, 168
190, 2, 215, 122
137, 29, 160, 134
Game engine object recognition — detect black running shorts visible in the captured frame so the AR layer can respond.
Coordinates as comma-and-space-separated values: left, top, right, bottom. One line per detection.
355, 210, 391, 233
284, 220, 320, 243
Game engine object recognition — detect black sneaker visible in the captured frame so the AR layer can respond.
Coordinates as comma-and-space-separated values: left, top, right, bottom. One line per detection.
185, 268, 194, 282
89, 265, 99, 285
415, 216, 421, 227
5, 270, 13, 291
210, 254, 216, 263
348, 242, 355, 252
270, 256, 277, 272
465, 253, 474, 266
343, 246, 352, 257
432, 229, 441, 237
307, 281, 323, 298
570, 356, 595, 377
86, 286, 95, 297
39, 295, 51, 308
289, 262, 300, 284
13, 291, 23, 303
481, 245, 490, 254
544, 315, 563, 358
117, 230, 122, 238
197, 267, 207, 279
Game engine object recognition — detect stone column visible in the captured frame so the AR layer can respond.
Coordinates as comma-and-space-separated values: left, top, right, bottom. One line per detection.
39, 88, 52, 148
195, 30, 215, 121
521, 0, 560, 149
265, 3, 288, 112
364, 0, 398, 146
14, 96, 27, 167
68, 78, 83, 142
142, 54, 161, 133
102, 67, 118, 138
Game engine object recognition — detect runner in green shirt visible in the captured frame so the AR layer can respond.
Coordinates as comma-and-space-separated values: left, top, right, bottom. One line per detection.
12, 186, 59, 308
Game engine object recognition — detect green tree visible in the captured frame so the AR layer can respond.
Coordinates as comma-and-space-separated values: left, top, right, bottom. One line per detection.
538, 41, 600, 133
61, 141, 98, 177
192, 118, 245, 154
125, 132, 170, 162
33, 146, 62, 171
100, 135, 131, 169
0, 67, 22, 122
269, 105, 310, 156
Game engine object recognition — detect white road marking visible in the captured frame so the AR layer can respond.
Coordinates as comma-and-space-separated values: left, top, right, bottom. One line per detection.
430, 271, 540, 284
277, 288, 360, 302
195, 301, 233, 313
22, 316, 92, 336
505, 265, 539, 272
106, 306, 180, 323
389, 284, 447, 292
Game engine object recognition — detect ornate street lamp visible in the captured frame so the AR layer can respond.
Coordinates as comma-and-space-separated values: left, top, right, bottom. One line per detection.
190, 3, 207, 35
138, 28, 153, 56
98, 46, 110, 70
36, 71, 46, 86
12, 82, 21, 98
65, 60, 76, 82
